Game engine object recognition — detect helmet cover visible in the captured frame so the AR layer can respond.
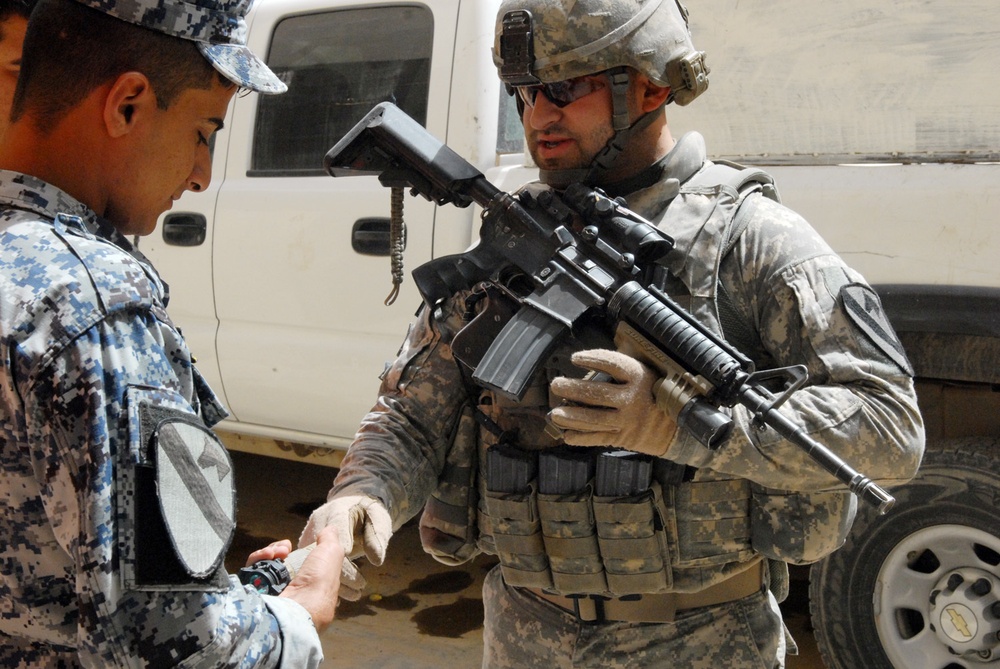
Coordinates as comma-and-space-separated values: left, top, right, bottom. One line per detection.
494, 0, 708, 105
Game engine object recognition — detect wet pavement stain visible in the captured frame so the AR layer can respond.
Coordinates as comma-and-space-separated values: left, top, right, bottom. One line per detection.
407, 570, 474, 595
335, 590, 419, 619
334, 599, 378, 619
334, 571, 473, 623
412, 597, 484, 638
370, 592, 419, 611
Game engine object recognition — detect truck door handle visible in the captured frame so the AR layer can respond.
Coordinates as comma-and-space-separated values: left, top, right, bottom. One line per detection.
352, 217, 405, 256
162, 213, 207, 247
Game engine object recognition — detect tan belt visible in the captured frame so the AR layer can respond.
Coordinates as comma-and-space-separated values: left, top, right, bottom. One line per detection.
521, 559, 765, 624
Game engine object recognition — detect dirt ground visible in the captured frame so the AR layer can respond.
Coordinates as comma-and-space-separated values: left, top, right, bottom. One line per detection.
227, 450, 827, 668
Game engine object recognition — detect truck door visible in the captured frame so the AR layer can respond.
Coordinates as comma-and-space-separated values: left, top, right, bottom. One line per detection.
146, 0, 461, 448
216, 0, 461, 445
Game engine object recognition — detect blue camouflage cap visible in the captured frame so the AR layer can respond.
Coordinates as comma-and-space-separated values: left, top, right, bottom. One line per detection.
71, 0, 287, 94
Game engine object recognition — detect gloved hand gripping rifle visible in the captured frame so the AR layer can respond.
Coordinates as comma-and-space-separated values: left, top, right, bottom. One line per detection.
324, 102, 894, 514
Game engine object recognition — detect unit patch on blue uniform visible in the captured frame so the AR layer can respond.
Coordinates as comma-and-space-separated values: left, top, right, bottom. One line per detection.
155, 418, 236, 578
841, 284, 914, 376
120, 388, 233, 592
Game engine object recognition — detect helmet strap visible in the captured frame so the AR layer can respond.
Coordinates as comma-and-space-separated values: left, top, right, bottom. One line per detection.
585, 67, 637, 178
589, 65, 669, 184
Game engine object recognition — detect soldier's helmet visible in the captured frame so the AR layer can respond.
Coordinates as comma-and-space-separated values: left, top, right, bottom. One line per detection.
493, 0, 708, 106
69, 0, 286, 94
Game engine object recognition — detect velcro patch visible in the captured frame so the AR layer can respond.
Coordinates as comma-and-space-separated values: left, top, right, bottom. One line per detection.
841, 284, 914, 376
119, 389, 233, 592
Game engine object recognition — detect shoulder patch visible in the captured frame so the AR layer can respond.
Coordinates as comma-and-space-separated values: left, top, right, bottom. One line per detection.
119, 387, 233, 592
841, 284, 914, 376
155, 418, 236, 579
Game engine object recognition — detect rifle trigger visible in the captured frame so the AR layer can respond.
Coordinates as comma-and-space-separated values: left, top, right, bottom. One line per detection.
453, 283, 518, 371
746, 365, 809, 429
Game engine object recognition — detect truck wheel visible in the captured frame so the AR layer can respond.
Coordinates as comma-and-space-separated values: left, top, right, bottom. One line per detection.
808, 438, 1000, 669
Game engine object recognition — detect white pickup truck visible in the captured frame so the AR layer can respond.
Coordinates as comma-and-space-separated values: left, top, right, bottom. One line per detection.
141, 1, 1000, 667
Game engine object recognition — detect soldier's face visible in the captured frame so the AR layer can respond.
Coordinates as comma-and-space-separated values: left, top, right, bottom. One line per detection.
520, 72, 615, 174
105, 76, 235, 236
519, 71, 672, 184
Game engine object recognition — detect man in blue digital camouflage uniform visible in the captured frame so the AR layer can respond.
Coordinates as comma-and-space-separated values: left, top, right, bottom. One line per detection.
0, 0, 345, 666
301, 0, 925, 667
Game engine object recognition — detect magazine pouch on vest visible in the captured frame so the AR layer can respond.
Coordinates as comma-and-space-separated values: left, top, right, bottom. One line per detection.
483, 443, 760, 596
482, 443, 553, 588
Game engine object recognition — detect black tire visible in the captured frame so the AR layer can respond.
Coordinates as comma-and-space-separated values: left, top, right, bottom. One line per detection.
809, 438, 1000, 669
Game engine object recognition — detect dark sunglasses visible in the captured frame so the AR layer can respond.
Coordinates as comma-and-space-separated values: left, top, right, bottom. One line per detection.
514, 73, 607, 109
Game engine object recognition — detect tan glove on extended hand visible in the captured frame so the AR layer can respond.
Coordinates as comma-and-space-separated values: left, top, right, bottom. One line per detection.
549, 349, 678, 456
298, 493, 393, 568
335, 555, 367, 602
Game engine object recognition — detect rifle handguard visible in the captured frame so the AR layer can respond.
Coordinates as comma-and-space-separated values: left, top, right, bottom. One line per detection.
620, 322, 734, 450
652, 375, 733, 450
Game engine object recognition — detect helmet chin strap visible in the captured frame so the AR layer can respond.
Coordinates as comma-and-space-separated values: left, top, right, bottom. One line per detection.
540, 67, 665, 189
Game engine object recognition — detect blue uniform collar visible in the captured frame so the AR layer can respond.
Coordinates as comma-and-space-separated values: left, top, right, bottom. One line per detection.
0, 169, 168, 303
0, 170, 100, 229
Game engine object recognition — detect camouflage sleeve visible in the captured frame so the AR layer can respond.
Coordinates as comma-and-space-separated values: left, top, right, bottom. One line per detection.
23, 312, 316, 668
667, 196, 925, 491
331, 292, 473, 530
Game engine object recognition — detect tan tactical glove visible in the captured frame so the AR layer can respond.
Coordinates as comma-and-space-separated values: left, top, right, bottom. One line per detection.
335, 556, 367, 602
298, 493, 393, 567
549, 349, 677, 456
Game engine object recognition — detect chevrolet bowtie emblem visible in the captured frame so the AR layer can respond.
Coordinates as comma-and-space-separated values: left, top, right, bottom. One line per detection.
945, 606, 973, 639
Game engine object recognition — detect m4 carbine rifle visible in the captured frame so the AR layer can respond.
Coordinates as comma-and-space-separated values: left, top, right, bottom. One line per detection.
324, 102, 894, 514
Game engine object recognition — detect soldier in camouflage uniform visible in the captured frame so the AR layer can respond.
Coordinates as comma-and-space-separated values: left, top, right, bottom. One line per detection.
302, 1, 925, 667
0, 0, 345, 666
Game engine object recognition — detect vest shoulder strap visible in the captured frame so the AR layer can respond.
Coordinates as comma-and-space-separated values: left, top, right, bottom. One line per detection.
685, 159, 780, 259
684, 159, 780, 203
684, 160, 782, 354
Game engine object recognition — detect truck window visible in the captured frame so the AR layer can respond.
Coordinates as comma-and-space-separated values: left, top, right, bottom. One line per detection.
496, 84, 524, 155
250, 6, 434, 176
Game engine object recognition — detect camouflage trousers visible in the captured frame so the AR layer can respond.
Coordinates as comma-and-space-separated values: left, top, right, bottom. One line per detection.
482, 565, 787, 668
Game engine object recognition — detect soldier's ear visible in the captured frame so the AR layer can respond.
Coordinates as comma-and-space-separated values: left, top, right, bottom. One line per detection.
104, 71, 154, 138
636, 74, 670, 113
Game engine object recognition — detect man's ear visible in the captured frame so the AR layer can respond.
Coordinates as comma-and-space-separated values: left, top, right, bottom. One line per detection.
641, 75, 670, 112
104, 71, 155, 138
630, 70, 670, 115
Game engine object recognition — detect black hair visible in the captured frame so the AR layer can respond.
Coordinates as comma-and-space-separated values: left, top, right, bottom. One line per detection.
0, 0, 36, 21
12, 0, 226, 132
